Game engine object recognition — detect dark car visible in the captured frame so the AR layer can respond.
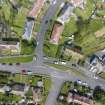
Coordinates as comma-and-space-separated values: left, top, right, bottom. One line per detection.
16, 63, 20, 66
45, 20, 48, 24
9, 63, 13, 66
72, 64, 76, 67
2, 63, 6, 65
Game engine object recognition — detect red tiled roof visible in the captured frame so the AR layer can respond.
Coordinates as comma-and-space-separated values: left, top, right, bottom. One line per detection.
50, 23, 64, 44
66, 93, 93, 105
28, 0, 45, 18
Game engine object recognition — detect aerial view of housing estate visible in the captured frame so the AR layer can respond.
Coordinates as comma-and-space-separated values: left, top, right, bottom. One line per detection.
0, 0, 105, 105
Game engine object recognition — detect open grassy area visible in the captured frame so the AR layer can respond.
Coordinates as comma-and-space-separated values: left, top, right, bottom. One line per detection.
0, 56, 33, 63
46, 63, 70, 71
45, 63, 84, 77
75, 19, 105, 56
62, 17, 78, 37
61, 81, 72, 94
44, 41, 58, 57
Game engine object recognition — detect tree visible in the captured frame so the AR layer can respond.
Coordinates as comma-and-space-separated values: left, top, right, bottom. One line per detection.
93, 86, 105, 101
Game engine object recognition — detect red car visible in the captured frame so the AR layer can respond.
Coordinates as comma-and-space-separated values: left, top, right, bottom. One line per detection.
21, 69, 27, 75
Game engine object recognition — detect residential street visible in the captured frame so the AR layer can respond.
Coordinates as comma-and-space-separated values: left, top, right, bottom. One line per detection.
35, 0, 64, 66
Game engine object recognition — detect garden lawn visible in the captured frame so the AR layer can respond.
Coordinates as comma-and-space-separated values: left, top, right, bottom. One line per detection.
44, 41, 58, 57
46, 63, 70, 71
61, 81, 72, 94
62, 17, 78, 37
75, 19, 105, 56
0, 56, 33, 63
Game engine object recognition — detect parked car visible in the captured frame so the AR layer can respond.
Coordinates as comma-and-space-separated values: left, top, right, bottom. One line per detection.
27, 70, 33, 75
9, 63, 13, 66
60, 61, 66, 65
2, 63, 6, 65
93, 75, 98, 80
54, 61, 58, 64
72, 64, 76, 67
76, 79, 82, 84
45, 20, 48, 24
21, 69, 27, 75
16, 63, 20, 66
51, 0, 57, 5
82, 82, 88, 87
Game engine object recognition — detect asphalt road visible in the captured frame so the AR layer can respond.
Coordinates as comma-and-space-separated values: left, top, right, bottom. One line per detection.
35, 0, 64, 66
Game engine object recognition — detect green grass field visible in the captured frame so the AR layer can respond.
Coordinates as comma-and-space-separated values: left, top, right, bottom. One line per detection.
0, 56, 33, 63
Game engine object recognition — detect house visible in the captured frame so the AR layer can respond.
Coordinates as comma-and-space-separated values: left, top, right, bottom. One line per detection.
50, 22, 64, 45
28, 0, 45, 19
0, 41, 20, 54
0, 84, 8, 93
89, 54, 104, 73
22, 18, 35, 40
70, 0, 87, 9
63, 42, 83, 62
11, 83, 27, 97
23, 0, 45, 40
66, 92, 93, 105
57, 2, 74, 25
32, 87, 42, 103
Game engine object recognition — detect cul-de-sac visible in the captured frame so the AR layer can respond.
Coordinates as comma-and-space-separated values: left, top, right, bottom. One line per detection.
0, 0, 105, 105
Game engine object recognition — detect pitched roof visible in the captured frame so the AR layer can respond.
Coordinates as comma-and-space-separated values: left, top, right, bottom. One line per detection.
50, 22, 64, 44
28, 0, 45, 19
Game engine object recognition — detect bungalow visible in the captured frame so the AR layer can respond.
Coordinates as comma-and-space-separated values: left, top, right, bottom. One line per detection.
50, 22, 64, 45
